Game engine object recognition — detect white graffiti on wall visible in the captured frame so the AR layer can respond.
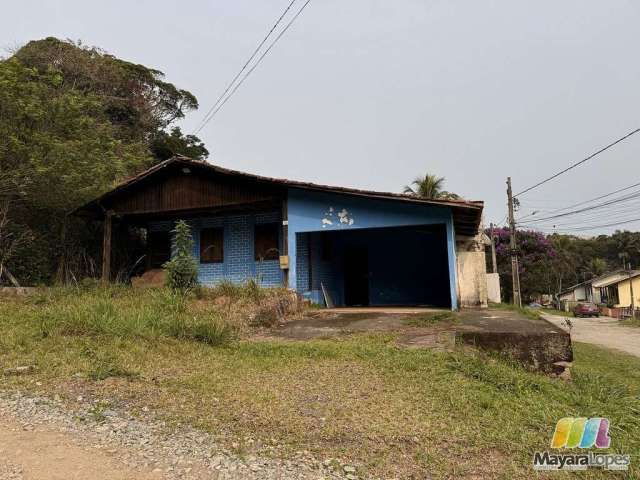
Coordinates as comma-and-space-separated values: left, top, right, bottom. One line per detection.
321, 207, 354, 228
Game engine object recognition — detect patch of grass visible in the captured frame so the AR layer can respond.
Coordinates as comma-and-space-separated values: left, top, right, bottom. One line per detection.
404, 311, 459, 327
200, 278, 266, 302
86, 354, 139, 381
184, 318, 234, 346
489, 302, 542, 319
13, 286, 237, 347
1, 290, 640, 478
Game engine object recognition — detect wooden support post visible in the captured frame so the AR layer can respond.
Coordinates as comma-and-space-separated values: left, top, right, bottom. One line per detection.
102, 210, 114, 283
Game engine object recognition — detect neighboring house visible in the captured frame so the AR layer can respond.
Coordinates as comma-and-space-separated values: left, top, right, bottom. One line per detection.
592, 270, 640, 308
75, 156, 488, 309
558, 280, 596, 312
557, 270, 640, 312
558, 280, 596, 304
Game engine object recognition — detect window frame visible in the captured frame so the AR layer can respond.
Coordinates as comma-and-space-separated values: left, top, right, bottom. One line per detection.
200, 227, 224, 264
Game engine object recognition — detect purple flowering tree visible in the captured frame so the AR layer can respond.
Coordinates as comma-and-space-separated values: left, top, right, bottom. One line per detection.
488, 227, 559, 302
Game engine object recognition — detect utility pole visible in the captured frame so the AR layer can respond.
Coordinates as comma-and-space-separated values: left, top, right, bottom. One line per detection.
489, 222, 498, 274
507, 177, 522, 307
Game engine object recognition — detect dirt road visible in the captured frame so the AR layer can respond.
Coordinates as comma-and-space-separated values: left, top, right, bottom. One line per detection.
0, 416, 159, 480
543, 314, 640, 357
0, 393, 342, 480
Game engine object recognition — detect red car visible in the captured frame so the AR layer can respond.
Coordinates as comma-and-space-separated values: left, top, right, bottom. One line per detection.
573, 302, 600, 317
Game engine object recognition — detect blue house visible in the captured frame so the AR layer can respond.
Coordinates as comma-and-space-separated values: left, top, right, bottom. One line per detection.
77, 157, 487, 309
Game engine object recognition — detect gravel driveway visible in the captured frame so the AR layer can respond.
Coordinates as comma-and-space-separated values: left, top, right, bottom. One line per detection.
543, 314, 640, 357
0, 392, 352, 480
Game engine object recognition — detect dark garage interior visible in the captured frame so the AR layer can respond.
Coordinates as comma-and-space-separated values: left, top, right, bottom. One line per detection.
297, 224, 451, 307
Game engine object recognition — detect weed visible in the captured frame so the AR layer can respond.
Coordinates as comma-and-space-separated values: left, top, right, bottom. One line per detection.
87, 400, 113, 423
82, 348, 139, 381
404, 311, 458, 327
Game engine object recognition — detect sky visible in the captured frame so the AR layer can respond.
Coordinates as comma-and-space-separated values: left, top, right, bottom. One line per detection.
4, 0, 640, 235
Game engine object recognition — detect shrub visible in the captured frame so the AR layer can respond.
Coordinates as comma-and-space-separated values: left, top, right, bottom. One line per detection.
163, 220, 198, 292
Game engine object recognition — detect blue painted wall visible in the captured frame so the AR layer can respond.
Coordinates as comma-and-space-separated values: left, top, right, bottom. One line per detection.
287, 188, 458, 309
146, 188, 459, 308
149, 211, 283, 287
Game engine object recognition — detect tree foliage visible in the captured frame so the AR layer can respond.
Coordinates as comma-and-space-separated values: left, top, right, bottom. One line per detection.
150, 127, 209, 161
490, 227, 640, 302
14, 38, 198, 139
0, 38, 208, 284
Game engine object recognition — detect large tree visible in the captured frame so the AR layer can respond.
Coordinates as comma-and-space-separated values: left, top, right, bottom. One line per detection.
0, 38, 208, 284
492, 228, 557, 302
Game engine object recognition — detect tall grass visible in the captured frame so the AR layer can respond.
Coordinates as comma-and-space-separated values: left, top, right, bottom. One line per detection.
23, 286, 234, 346
198, 278, 266, 302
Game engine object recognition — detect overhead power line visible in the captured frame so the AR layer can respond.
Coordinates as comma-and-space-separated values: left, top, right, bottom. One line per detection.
517, 185, 640, 224
193, 0, 298, 134
539, 180, 640, 215
518, 189, 640, 224
514, 128, 640, 197
529, 203, 640, 229
194, 0, 312, 134
544, 216, 640, 232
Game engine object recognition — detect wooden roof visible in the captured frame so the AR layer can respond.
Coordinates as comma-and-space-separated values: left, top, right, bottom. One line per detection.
74, 156, 484, 235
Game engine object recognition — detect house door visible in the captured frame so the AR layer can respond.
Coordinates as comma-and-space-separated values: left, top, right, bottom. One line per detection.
344, 246, 369, 306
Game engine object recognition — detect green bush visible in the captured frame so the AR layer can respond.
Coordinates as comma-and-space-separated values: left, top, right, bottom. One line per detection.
163, 220, 198, 292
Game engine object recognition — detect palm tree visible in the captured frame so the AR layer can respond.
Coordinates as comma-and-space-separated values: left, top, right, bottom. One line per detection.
403, 174, 459, 200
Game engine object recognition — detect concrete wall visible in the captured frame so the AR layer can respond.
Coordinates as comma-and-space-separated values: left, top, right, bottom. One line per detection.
486, 273, 501, 303
149, 211, 284, 287
455, 234, 488, 308
287, 188, 459, 309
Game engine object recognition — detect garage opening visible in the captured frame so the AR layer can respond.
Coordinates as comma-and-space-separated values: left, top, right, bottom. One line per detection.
296, 224, 451, 307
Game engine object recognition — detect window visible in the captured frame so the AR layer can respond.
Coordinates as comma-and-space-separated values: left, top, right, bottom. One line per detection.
200, 228, 223, 263
255, 223, 279, 260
